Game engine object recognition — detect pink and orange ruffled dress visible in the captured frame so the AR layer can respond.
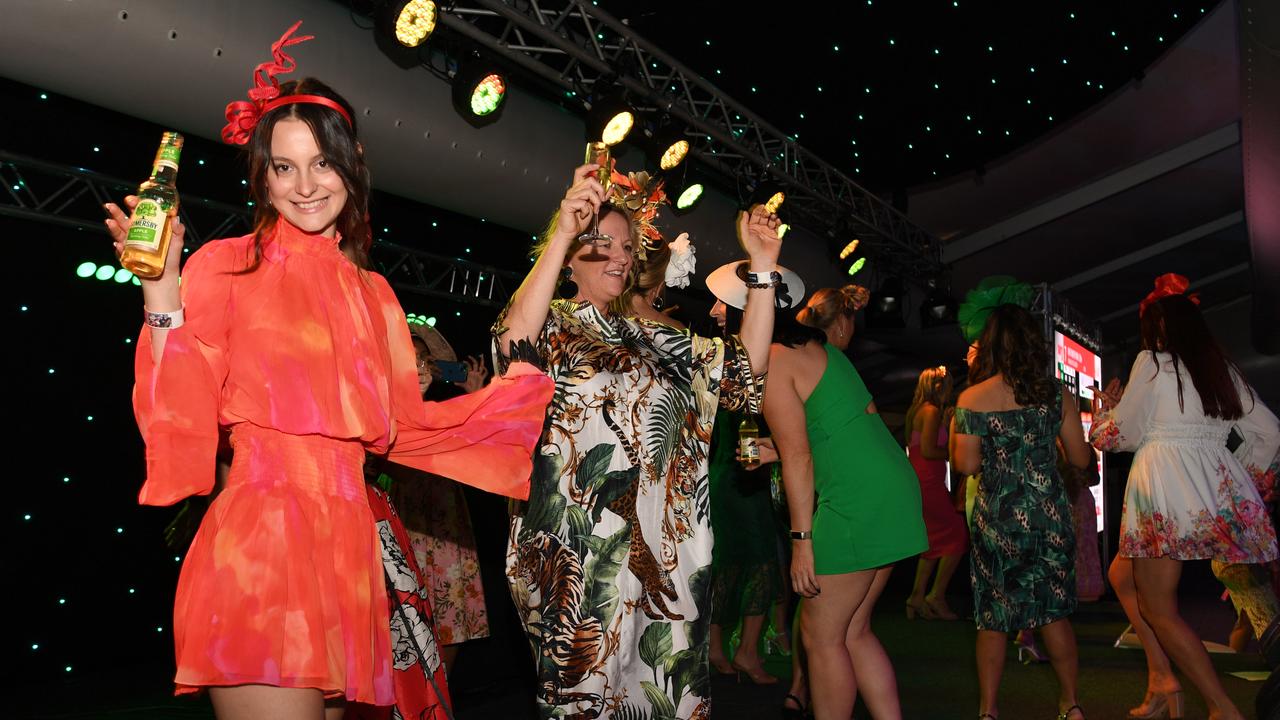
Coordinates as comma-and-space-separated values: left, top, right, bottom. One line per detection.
133, 218, 551, 705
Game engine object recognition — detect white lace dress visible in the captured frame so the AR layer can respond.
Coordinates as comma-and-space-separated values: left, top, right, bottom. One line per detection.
1090, 351, 1280, 562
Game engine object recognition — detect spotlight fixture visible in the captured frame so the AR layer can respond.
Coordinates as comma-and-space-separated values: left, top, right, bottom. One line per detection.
650, 122, 689, 171
748, 180, 787, 215
451, 57, 507, 127
379, 0, 438, 48
668, 165, 707, 215
778, 223, 791, 239
867, 277, 906, 329
847, 256, 867, 276
920, 281, 957, 327
839, 239, 860, 260
585, 84, 635, 146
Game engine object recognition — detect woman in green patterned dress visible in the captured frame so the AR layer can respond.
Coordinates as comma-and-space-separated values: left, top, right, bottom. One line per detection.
951, 290, 1094, 720
494, 163, 782, 720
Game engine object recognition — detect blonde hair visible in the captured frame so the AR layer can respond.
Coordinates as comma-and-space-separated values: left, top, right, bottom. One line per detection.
904, 365, 952, 438
611, 241, 670, 315
796, 284, 871, 330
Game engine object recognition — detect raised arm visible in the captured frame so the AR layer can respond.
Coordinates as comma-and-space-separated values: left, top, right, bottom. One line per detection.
735, 205, 783, 376
761, 344, 820, 598
1090, 351, 1159, 453
105, 195, 186, 363
495, 164, 604, 362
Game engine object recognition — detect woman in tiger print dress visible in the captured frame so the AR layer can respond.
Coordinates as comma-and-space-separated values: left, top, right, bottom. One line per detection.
494, 163, 782, 720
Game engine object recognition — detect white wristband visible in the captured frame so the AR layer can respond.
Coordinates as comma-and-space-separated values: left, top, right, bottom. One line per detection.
144, 306, 184, 330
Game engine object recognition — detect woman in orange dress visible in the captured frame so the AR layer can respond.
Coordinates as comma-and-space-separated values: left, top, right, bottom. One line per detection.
104, 23, 551, 720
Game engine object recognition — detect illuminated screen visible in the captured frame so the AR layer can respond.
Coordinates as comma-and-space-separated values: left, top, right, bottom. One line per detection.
1055, 330, 1105, 535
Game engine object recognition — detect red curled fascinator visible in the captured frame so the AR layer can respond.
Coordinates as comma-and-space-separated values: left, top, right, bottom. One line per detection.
221, 21, 353, 145
1139, 273, 1200, 317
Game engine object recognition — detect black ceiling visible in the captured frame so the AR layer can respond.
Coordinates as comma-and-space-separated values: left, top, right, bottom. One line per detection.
599, 0, 1215, 193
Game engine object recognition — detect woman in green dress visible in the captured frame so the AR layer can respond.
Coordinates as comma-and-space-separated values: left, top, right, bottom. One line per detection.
764, 285, 928, 720
950, 280, 1093, 720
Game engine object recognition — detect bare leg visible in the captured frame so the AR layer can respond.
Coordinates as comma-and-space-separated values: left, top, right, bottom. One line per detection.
975, 630, 1007, 717
210, 685, 329, 720
845, 567, 900, 719
1132, 557, 1244, 720
927, 554, 963, 603
1109, 556, 1181, 699
709, 623, 733, 673
908, 556, 939, 611
733, 614, 777, 682
802, 569, 890, 720
1038, 618, 1081, 716
785, 604, 809, 712
772, 599, 793, 654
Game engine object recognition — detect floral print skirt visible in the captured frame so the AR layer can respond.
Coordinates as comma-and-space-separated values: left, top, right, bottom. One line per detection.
1119, 442, 1278, 563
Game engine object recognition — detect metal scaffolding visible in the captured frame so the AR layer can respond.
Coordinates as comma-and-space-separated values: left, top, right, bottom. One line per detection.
0, 149, 521, 307
430, 0, 945, 279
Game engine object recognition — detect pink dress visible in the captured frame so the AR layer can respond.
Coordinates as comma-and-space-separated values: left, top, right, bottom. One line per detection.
908, 426, 969, 558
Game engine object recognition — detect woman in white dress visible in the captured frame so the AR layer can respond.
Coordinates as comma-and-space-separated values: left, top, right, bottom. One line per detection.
1091, 274, 1280, 720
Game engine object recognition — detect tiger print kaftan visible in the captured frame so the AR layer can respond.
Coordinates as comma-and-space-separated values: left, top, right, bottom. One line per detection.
495, 300, 762, 720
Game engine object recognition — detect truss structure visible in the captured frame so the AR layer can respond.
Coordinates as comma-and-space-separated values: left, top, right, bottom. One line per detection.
428, 0, 944, 278
1032, 283, 1103, 351
0, 149, 520, 307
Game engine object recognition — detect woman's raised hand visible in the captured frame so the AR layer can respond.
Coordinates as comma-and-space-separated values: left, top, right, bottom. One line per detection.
736, 204, 783, 268
555, 164, 607, 239
104, 196, 185, 283
456, 355, 490, 394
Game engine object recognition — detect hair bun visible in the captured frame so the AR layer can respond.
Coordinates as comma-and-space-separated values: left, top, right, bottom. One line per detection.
841, 285, 871, 312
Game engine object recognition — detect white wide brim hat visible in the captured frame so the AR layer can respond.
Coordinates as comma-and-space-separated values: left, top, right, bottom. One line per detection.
409, 324, 457, 362
705, 260, 806, 310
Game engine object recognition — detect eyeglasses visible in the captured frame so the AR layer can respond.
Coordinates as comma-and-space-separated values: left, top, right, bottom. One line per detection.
416, 356, 433, 370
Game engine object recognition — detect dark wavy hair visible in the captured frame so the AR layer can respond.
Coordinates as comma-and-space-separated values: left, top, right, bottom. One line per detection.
1140, 295, 1247, 419
970, 303, 1057, 407
237, 78, 372, 273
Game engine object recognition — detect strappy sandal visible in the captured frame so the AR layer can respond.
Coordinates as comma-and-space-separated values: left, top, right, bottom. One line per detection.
1057, 705, 1085, 720
783, 693, 809, 720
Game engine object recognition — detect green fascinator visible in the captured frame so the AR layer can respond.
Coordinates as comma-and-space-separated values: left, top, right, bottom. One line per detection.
957, 275, 1035, 343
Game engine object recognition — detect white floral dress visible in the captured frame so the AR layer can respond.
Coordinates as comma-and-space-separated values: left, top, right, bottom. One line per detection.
1090, 351, 1280, 562
494, 300, 762, 720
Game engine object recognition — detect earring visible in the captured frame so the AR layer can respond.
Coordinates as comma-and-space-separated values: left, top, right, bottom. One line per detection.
652, 293, 664, 310
557, 265, 579, 299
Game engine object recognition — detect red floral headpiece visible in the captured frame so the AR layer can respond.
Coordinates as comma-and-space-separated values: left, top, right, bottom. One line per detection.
1139, 273, 1200, 317
221, 21, 353, 146
607, 165, 668, 260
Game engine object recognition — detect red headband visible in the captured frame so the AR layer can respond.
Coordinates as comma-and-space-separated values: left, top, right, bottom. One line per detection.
1139, 273, 1200, 316
221, 21, 353, 146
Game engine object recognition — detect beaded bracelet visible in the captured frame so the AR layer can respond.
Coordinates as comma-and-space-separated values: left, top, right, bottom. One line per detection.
144, 307, 185, 329
743, 269, 781, 289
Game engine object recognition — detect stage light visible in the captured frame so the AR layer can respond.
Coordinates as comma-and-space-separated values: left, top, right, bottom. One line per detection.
920, 282, 957, 327
468, 73, 506, 116
847, 257, 867, 276
676, 183, 704, 210
381, 0, 438, 48
748, 181, 787, 215
651, 123, 689, 171
839, 239, 860, 260
75, 262, 96, 278
778, 224, 791, 238
868, 277, 905, 329
585, 86, 634, 146
451, 58, 507, 127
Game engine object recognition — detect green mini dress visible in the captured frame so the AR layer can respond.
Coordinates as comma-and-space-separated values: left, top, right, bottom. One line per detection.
806, 344, 928, 574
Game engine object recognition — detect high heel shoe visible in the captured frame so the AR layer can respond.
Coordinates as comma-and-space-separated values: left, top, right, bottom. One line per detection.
1015, 630, 1046, 664
709, 656, 736, 677
764, 626, 792, 657
924, 596, 959, 620
906, 598, 938, 620
1057, 705, 1084, 720
782, 693, 809, 720
731, 659, 779, 685
1128, 691, 1184, 719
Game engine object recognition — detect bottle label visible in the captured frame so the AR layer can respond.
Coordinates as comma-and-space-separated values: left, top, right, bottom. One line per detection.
125, 198, 165, 250
739, 436, 759, 462
156, 143, 181, 171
